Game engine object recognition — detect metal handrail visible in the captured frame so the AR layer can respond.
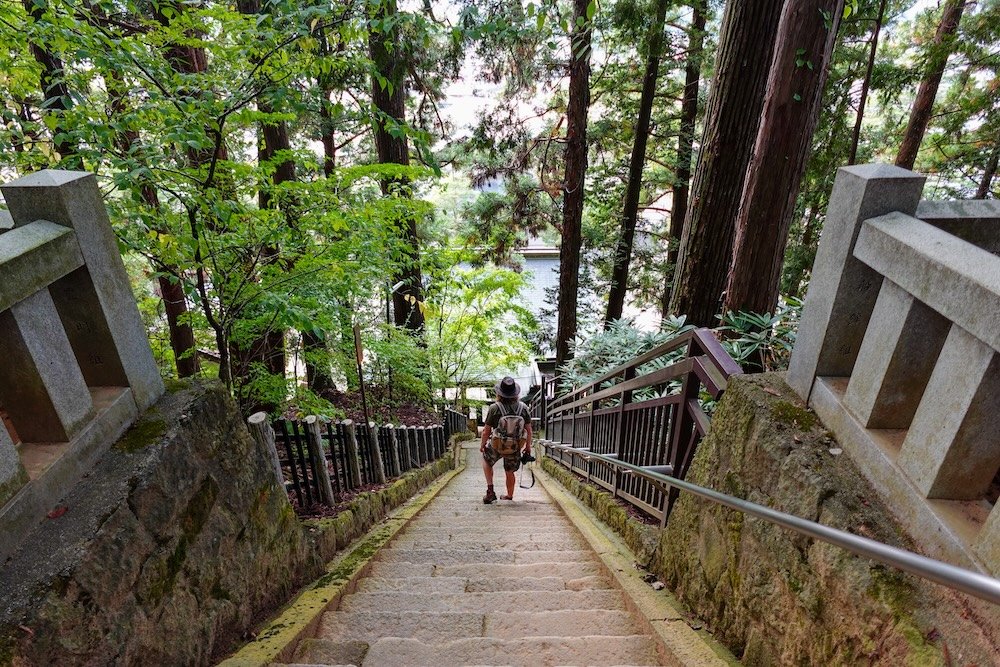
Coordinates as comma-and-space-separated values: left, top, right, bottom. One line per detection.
543, 442, 1000, 606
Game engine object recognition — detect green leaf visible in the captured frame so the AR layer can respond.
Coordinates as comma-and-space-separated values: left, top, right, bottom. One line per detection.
586, 0, 597, 20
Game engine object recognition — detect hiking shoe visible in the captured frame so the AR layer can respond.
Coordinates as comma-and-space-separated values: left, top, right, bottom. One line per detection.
483, 488, 497, 504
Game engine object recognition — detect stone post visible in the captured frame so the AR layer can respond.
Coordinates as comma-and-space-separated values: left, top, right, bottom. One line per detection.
367, 422, 387, 484
896, 326, 1000, 500
409, 426, 423, 466
0, 424, 28, 507
418, 427, 430, 464
246, 412, 283, 489
0, 170, 164, 411
305, 417, 337, 506
342, 420, 363, 489
843, 280, 951, 428
787, 164, 925, 401
0, 289, 94, 442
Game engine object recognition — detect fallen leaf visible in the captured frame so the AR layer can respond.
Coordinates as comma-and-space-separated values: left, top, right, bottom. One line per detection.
46, 506, 68, 519
793, 436, 802, 444
829, 448, 843, 456
652, 581, 665, 590
18, 625, 34, 637
763, 387, 781, 397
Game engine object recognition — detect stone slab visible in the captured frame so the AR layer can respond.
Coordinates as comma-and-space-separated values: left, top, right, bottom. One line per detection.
854, 213, 1000, 355
0, 220, 84, 313
360, 635, 660, 667
432, 562, 603, 579
0, 288, 94, 442
336, 589, 626, 614
808, 377, 990, 574
0, 387, 136, 562
787, 164, 925, 400
1, 170, 164, 411
485, 609, 643, 638
318, 611, 483, 643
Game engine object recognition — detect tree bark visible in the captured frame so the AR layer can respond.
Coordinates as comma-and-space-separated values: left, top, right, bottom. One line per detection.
975, 142, 999, 199
555, 0, 593, 366
895, 0, 966, 170
849, 0, 886, 165
663, 1, 706, 318
668, 0, 785, 327
369, 0, 425, 333
604, 0, 672, 327
22, 0, 81, 166
723, 0, 845, 317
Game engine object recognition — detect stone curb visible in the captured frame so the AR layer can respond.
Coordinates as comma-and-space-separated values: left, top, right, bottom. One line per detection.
217, 441, 471, 667
534, 462, 739, 667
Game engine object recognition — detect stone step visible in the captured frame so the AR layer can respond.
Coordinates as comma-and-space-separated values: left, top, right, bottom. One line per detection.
355, 575, 611, 594
318, 611, 481, 643
375, 548, 595, 565
391, 539, 587, 551
365, 560, 605, 580
486, 609, 646, 639
359, 636, 661, 666
317, 609, 645, 644
432, 561, 605, 579
337, 590, 626, 613
292, 639, 368, 666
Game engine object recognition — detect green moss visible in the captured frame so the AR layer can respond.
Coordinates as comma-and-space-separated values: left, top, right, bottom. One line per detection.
180, 477, 219, 541
868, 566, 916, 618
770, 401, 817, 431
146, 538, 187, 604
896, 619, 943, 666
163, 378, 191, 393
115, 418, 167, 453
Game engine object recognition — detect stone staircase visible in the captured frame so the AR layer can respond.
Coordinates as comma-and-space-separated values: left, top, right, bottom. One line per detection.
282, 446, 669, 666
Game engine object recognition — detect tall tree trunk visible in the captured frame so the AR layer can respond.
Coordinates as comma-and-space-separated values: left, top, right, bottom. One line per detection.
369, 0, 425, 333
22, 0, 81, 166
663, 1, 706, 319
723, 0, 844, 317
604, 0, 672, 327
555, 0, 593, 367
895, 0, 966, 170
975, 142, 999, 199
849, 0, 886, 165
668, 0, 785, 327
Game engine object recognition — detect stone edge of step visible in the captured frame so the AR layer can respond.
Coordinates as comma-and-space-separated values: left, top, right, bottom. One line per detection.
216, 449, 469, 667
533, 462, 741, 667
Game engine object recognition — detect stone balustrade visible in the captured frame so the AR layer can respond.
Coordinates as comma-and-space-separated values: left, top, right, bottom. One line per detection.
788, 164, 1000, 575
0, 170, 164, 559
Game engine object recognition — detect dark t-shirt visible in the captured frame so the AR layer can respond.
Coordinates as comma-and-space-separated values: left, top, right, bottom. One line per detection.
485, 400, 531, 428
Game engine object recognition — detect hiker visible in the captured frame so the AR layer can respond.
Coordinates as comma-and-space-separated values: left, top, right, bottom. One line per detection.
480, 376, 533, 504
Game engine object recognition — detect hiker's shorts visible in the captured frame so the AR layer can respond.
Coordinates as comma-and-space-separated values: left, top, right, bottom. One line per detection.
483, 445, 520, 472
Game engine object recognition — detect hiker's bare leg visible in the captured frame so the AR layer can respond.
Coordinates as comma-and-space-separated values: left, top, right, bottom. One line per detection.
482, 458, 494, 486
505, 470, 515, 499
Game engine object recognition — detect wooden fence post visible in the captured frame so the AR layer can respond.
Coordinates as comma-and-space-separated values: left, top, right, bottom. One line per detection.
367, 421, 387, 484
247, 412, 283, 489
304, 416, 336, 506
342, 419, 363, 489
385, 424, 402, 477
395, 426, 411, 471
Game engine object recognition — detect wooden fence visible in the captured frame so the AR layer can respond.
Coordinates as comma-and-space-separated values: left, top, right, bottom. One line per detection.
247, 414, 450, 510
541, 328, 742, 525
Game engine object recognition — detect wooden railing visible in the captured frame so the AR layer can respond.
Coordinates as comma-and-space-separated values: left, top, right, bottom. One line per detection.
542, 328, 742, 524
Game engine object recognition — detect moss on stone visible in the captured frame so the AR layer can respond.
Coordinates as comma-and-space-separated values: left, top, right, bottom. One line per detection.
770, 400, 817, 431
114, 418, 167, 453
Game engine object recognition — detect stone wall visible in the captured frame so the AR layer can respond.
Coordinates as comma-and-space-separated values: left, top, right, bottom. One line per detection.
0, 380, 460, 666
656, 373, 999, 666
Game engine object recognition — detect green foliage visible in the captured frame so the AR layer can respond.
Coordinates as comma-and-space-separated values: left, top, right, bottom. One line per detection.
716, 298, 802, 373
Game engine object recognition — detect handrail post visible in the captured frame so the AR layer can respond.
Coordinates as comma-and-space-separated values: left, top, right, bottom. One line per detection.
305, 416, 337, 506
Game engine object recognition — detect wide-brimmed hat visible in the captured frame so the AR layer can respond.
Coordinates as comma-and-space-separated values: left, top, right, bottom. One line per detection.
495, 376, 520, 399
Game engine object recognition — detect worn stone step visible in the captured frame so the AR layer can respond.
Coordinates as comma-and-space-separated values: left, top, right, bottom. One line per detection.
337, 590, 626, 613
485, 609, 645, 638
431, 561, 604, 579
355, 576, 467, 594
375, 548, 594, 565
355, 574, 611, 594
318, 611, 482, 643
292, 638, 368, 666
391, 539, 587, 552
358, 635, 661, 666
